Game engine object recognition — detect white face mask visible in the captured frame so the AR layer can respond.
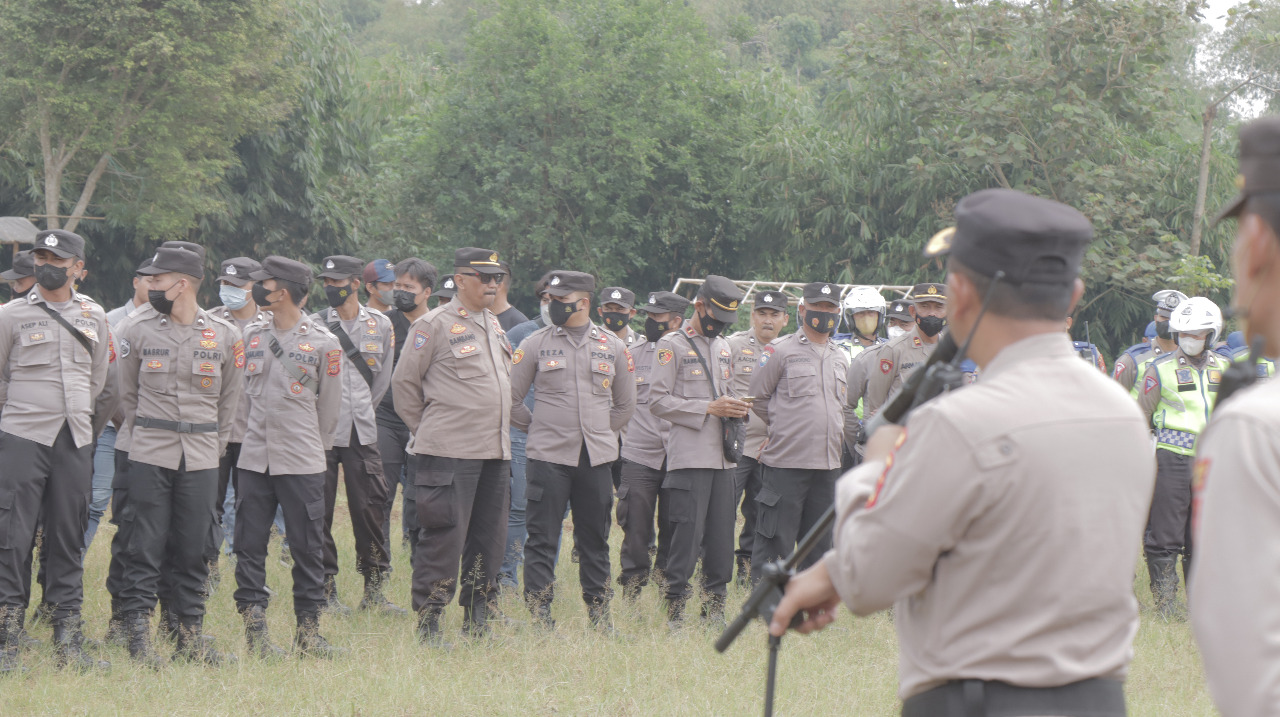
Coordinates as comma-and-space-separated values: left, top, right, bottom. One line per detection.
887, 326, 907, 339
1178, 336, 1206, 356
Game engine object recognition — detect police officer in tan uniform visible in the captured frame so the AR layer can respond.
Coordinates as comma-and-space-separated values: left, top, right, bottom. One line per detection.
0, 229, 116, 672
234, 256, 345, 658
113, 245, 243, 665
1, 251, 35, 302
511, 271, 636, 629
391, 247, 512, 646
724, 290, 788, 584
771, 189, 1153, 717
616, 291, 690, 598
748, 282, 849, 584
311, 255, 404, 617
855, 283, 947, 421
649, 275, 748, 626
596, 285, 638, 491
1191, 114, 1280, 717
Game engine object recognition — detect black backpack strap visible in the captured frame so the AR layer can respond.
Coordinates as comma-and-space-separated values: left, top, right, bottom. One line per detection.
328, 320, 375, 387
267, 335, 320, 394
35, 302, 94, 355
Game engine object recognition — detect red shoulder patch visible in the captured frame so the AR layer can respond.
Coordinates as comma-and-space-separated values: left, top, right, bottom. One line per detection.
865, 428, 908, 509
880, 358, 894, 374
326, 348, 342, 377
625, 349, 635, 373
108, 333, 116, 363
1112, 361, 1124, 380
233, 339, 246, 369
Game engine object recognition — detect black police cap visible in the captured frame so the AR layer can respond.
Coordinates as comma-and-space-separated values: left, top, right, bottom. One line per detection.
318, 255, 363, 280
887, 299, 914, 321
544, 270, 596, 298
1, 250, 34, 280
638, 291, 691, 315
454, 247, 504, 275
139, 246, 203, 279
1217, 115, 1280, 223
33, 229, 85, 260
923, 188, 1092, 285
698, 275, 746, 323
219, 257, 261, 287
802, 282, 840, 306
435, 275, 457, 299
161, 241, 207, 261
909, 283, 947, 304
599, 286, 635, 309
751, 290, 789, 311
248, 255, 313, 287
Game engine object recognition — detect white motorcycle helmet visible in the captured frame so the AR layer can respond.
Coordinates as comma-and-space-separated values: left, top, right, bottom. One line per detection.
842, 286, 887, 338
1168, 296, 1223, 355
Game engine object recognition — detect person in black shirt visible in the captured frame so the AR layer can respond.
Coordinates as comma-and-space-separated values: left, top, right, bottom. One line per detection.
492, 261, 528, 332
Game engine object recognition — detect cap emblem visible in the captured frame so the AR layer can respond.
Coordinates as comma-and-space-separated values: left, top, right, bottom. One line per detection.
325, 260, 335, 269
649, 294, 656, 304
550, 276, 561, 286
489, 253, 498, 262
820, 285, 831, 295
762, 295, 773, 303
44, 235, 58, 247
443, 278, 454, 289
153, 253, 159, 263
729, 300, 738, 309
610, 290, 621, 300
927, 286, 938, 295
225, 265, 237, 276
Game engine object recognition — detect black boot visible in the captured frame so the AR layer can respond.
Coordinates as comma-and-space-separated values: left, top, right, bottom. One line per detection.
701, 595, 727, 629
172, 616, 234, 666
241, 605, 286, 660
321, 577, 351, 617
206, 560, 221, 594
358, 579, 408, 618
417, 609, 453, 650
52, 614, 109, 672
157, 601, 180, 643
294, 612, 346, 659
104, 598, 126, 648
588, 601, 615, 636
462, 602, 490, 638
527, 600, 555, 632
0, 606, 22, 674
1147, 555, 1182, 619
123, 611, 162, 669
666, 598, 685, 630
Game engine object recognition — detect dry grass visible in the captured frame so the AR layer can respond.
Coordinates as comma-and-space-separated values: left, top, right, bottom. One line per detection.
1, 496, 1217, 716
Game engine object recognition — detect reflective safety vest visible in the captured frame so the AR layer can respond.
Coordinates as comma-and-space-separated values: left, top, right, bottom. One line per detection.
835, 337, 881, 419
1149, 352, 1227, 456
1129, 346, 1166, 400
1229, 346, 1278, 380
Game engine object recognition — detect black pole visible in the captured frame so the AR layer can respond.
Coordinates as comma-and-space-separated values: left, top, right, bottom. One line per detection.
764, 634, 781, 717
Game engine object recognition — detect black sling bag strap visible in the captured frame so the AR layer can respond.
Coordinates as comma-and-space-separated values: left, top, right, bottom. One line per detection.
682, 332, 745, 464
267, 335, 320, 394
35, 301, 95, 355
328, 320, 375, 387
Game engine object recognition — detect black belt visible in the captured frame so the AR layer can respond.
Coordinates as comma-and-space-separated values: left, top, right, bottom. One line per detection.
901, 678, 1125, 717
135, 417, 219, 434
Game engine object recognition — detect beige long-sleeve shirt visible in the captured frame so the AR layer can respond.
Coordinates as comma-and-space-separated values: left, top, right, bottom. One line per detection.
648, 326, 736, 471
725, 329, 767, 459
620, 337, 669, 471
310, 306, 394, 447
211, 305, 270, 444
750, 331, 848, 470
858, 326, 936, 420
823, 332, 1153, 700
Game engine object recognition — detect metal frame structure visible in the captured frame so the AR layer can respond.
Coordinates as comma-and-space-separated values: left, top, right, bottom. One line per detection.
671, 277, 916, 305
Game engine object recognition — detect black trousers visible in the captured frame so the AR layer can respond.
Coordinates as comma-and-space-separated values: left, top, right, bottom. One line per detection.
750, 465, 837, 584
661, 468, 735, 604
106, 449, 132, 603
0, 427, 93, 619
524, 449, 614, 609
233, 469, 326, 615
117, 459, 218, 617
323, 429, 391, 586
411, 455, 509, 614
901, 678, 1125, 717
733, 456, 763, 573
1145, 448, 1194, 561
377, 420, 415, 559
205, 441, 242, 564
616, 459, 666, 587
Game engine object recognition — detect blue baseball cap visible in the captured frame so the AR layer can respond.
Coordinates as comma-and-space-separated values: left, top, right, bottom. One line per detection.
363, 259, 395, 284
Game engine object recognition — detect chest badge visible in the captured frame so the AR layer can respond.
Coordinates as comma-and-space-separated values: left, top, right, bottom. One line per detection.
458, 345, 477, 355
146, 360, 163, 370
200, 377, 214, 389
450, 323, 466, 335
364, 343, 379, 352
545, 360, 560, 369
290, 382, 304, 394
200, 340, 217, 349
298, 343, 315, 353
202, 329, 216, 339
249, 336, 260, 349
198, 362, 215, 374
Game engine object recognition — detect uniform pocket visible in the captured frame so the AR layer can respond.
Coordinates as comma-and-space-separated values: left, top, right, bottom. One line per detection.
754, 486, 781, 539
414, 467, 457, 530
140, 356, 176, 394
784, 363, 819, 398
536, 359, 569, 393
614, 483, 630, 529
191, 359, 222, 393
17, 329, 55, 367
680, 366, 712, 399
450, 343, 487, 380
0, 487, 13, 549
591, 360, 615, 396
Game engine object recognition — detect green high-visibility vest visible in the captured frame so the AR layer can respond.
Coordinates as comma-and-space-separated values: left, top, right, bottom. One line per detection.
1149, 352, 1227, 456
837, 339, 873, 419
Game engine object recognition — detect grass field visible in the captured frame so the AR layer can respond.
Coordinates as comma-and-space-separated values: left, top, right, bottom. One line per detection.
1, 496, 1219, 716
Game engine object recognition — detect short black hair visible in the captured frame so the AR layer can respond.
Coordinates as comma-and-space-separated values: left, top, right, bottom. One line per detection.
949, 259, 1074, 321
395, 258, 437, 290
1244, 192, 1280, 239
276, 278, 308, 305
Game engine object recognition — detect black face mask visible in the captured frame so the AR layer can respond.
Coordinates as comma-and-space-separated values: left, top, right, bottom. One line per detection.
324, 283, 354, 309
34, 264, 69, 292
549, 298, 579, 326
698, 310, 728, 339
147, 284, 178, 315
393, 289, 420, 313
251, 283, 274, 308
917, 315, 946, 337
1155, 320, 1172, 340
601, 311, 629, 333
803, 309, 839, 334
644, 317, 670, 339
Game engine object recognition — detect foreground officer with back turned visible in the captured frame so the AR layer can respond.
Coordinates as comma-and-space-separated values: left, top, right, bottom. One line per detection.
748, 283, 849, 585
0, 229, 115, 672
392, 247, 512, 646
649, 275, 748, 627
1191, 113, 1280, 717
114, 245, 243, 666
235, 256, 345, 659
511, 271, 636, 630
771, 189, 1154, 717
311, 255, 404, 618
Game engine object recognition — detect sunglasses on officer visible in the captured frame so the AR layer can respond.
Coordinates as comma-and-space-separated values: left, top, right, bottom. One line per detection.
456, 271, 506, 285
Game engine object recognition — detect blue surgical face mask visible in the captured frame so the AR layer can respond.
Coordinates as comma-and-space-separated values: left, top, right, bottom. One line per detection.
220, 284, 249, 310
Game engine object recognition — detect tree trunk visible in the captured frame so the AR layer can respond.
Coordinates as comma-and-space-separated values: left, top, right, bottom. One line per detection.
1190, 104, 1217, 257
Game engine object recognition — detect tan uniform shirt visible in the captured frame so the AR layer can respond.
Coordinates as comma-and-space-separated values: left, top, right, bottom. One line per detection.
310, 306, 394, 447
391, 299, 512, 460
857, 326, 937, 421
110, 303, 157, 454
1189, 377, 1280, 717
823, 333, 1153, 699
117, 309, 244, 471
511, 323, 636, 467
0, 289, 116, 449
619, 337, 668, 471
750, 332, 848, 470
725, 329, 767, 459
648, 326, 736, 471
211, 305, 270, 443
237, 316, 343, 475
